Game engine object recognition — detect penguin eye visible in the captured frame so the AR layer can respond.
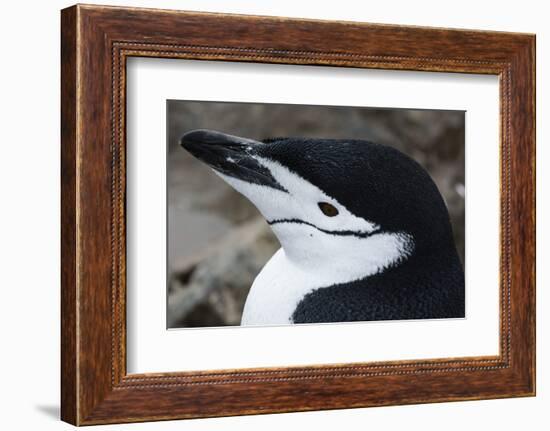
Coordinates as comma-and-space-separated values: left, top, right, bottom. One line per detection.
318, 202, 339, 217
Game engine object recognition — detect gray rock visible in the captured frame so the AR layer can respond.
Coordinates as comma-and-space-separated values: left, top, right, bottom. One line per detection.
168, 218, 279, 327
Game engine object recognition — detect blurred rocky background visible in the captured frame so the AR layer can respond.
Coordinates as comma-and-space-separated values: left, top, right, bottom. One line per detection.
167, 101, 465, 328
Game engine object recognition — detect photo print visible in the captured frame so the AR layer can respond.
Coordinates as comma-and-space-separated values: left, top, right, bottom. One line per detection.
167, 100, 465, 329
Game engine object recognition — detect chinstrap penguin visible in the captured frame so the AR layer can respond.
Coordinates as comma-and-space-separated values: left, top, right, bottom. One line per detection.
181, 129, 465, 326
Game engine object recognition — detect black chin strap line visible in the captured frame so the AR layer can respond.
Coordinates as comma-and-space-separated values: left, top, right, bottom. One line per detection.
267, 218, 381, 239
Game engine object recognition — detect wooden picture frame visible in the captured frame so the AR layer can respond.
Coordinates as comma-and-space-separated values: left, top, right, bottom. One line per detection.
61, 4, 535, 425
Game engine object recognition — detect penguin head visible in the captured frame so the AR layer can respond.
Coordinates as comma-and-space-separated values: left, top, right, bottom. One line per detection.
181, 129, 456, 275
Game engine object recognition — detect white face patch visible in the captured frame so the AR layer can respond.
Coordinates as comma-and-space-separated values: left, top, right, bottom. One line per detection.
215, 156, 414, 280
218, 157, 379, 233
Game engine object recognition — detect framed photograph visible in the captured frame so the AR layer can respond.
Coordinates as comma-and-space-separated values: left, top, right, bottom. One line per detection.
61, 4, 535, 425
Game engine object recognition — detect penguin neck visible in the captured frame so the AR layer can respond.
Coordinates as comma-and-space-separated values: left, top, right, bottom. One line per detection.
271, 224, 414, 286
242, 230, 460, 326
242, 230, 413, 326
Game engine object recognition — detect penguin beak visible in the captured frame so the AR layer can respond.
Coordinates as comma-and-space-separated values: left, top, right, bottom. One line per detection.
181, 129, 287, 192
